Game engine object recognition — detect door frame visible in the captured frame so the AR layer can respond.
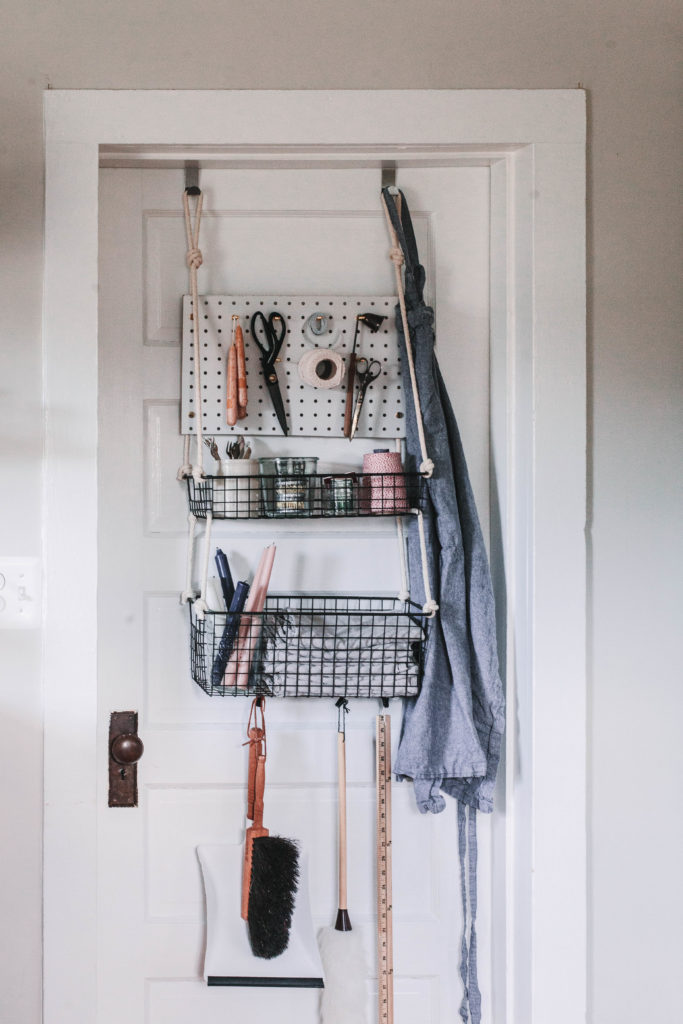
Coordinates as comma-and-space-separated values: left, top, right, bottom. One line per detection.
43, 89, 586, 1024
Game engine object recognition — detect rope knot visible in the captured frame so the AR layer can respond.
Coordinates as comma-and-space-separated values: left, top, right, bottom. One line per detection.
179, 589, 195, 605
422, 599, 439, 617
176, 462, 192, 481
397, 589, 410, 603
186, 247, 203, 270
389, 246, 405, 267
420, 458, 435, 477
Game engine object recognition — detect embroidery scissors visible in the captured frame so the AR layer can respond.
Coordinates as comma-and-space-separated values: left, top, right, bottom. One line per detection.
349, 357, 382, 440
250, 310, 288, 435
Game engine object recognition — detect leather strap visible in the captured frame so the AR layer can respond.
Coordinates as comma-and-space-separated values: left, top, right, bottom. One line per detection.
245, 697, 267, 821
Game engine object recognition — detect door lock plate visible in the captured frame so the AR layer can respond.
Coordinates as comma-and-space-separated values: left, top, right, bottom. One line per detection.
108, 711, 143, 808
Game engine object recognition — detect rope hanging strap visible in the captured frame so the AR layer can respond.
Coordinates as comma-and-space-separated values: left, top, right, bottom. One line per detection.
395, 515, 410, 603
180, 511, 198, 605
176, 430, 192, 481
416, 510, 438, 616
182, 189, 206, 483
381, 192, 434, 478
193, 510, 213, 620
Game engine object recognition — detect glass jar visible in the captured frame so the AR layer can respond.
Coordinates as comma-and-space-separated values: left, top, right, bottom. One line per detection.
259, 457, 319, 517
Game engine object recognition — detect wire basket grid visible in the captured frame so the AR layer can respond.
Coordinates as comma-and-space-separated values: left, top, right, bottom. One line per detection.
189, 594, 429, 699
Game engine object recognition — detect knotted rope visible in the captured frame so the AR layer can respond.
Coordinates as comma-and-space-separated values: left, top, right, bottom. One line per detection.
176, 434, 192, 482
181, 188, 206, 483
193, 510, 213, 620
416, 510, 439, 616
381, 194, 434, 478
180, 511, 198, 605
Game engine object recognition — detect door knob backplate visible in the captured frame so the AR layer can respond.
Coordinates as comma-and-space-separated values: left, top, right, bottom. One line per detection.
109, 711, 142, 808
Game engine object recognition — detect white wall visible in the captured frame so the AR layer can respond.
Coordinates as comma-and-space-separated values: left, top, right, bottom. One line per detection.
0, 2, 680, 1022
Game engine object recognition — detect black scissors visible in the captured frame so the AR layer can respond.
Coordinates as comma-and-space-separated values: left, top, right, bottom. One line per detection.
250, 310, 288, 435
349, 357, 382, 439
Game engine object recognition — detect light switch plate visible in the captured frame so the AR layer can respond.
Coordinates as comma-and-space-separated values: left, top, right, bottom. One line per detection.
0, 557, 41, 629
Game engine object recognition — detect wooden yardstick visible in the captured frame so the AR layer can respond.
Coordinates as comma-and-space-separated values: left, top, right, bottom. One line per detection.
376, 714, 394, 1024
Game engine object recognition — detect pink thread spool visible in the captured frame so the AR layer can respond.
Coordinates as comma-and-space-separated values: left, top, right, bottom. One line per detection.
362, 450, 409, 513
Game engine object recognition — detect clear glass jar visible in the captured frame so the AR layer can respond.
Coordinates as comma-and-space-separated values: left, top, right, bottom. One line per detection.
259, 457, 319, 517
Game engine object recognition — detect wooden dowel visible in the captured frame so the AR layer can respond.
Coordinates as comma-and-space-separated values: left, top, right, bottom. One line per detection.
337, 731, 348, 910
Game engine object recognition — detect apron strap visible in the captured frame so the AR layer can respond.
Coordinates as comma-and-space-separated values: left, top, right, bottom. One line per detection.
381, 188, 426, 304
458, 802, 481, 1024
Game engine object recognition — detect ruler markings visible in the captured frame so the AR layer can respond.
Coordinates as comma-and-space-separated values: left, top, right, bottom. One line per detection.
376, 714, 394, 1024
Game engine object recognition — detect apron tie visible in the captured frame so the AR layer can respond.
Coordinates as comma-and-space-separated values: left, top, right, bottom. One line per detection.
458, 801, 481, 1024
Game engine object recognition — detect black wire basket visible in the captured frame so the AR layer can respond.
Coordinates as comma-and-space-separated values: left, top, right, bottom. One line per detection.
189, 594, 429, 698
186, 471, 427, 520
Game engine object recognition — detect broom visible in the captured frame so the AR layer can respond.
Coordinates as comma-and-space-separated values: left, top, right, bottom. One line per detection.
319, 699, 367, 1023
241, 697, 300, 959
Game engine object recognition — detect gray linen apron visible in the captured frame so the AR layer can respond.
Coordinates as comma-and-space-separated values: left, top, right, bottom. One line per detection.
383, 188, 505, 1023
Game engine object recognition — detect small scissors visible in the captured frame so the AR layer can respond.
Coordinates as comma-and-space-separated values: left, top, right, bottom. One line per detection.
349, 357, 382, 439
250, 311, 288, 435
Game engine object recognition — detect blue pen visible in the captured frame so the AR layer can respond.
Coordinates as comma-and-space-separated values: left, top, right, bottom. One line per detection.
211, 580, 250, 687
215, 548, 235, 607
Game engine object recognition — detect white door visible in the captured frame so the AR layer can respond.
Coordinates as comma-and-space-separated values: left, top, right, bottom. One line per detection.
97, 163, 497, 1023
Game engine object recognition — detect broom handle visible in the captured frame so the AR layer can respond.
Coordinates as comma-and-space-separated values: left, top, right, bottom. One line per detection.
252, 752, 266, 830
337, 730, 348, 910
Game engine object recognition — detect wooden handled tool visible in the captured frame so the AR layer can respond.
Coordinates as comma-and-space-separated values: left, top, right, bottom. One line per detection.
241, 697, 300, 960
343, 353, 357, 438
336, 727, 351, 929
226, 343, 238, 426
318, 699, 367, 1022
235, 317, 248, 417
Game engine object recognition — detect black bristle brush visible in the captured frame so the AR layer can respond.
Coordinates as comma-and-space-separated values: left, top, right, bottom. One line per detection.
241, 697, 300, 959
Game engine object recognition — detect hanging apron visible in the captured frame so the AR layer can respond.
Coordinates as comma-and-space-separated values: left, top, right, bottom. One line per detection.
383, 188, 506, 1023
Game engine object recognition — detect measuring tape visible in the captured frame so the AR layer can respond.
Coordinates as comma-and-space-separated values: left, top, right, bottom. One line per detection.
376, 714, 394, 1024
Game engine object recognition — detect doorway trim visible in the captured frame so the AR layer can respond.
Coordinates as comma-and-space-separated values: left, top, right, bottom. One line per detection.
43, 89, 586, 1024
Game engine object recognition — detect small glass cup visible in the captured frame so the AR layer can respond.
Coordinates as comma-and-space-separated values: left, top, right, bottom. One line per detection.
259, 457, 319, 517
322, 474, 357, 516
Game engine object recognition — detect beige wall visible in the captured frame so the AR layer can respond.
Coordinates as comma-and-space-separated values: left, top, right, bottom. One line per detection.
1, 2, 680, 1021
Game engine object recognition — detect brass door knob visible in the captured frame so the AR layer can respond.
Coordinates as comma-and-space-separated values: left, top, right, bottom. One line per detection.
111, 733, 144, 766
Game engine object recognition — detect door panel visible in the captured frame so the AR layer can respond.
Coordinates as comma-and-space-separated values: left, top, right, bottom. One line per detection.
98, 164, 496, 1023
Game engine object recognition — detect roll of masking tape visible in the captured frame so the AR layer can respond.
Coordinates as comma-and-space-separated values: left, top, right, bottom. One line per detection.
297, 348, 346, 389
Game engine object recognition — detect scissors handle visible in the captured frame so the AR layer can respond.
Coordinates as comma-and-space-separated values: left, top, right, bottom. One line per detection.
250, 311, 286, 364
355, 357, 382, 382
349, 362, 381, 440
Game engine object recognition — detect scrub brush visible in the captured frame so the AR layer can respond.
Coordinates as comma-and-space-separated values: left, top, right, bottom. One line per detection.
241, 697, 300, 959
319, 699, 367, 1023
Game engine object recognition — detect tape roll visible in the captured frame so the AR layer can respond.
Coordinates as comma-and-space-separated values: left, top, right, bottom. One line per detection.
298, 348, 346, 390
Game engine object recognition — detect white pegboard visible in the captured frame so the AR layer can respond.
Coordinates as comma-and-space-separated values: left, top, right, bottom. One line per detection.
180, 295, 406, 438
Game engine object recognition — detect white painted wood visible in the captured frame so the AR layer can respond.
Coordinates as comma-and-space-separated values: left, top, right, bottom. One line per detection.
96, 163, 490, 1023
179, 293, 407, 439
43, 90, 586, 1024
46, 90, 586, 146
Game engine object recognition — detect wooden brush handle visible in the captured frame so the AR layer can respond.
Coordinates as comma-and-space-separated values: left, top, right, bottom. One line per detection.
337, 731, 348, 910
242, 703, 268, 921
235, 325, 248, 409
226, 344, 238, 426
343, 354, 357, 438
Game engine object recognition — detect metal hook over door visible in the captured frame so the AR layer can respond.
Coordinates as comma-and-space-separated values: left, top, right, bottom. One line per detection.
108, 711, 144, 808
